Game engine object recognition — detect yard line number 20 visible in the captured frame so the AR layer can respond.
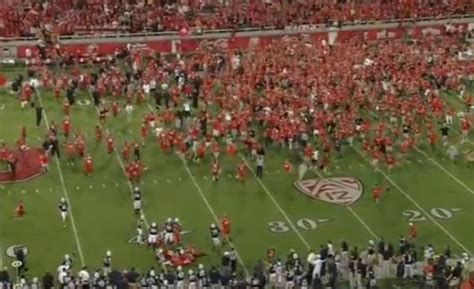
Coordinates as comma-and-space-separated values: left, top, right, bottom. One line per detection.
268, 218, 318, 233
402, 208, 461, 222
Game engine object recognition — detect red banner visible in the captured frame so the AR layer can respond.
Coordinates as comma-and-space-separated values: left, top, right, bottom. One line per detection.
15, 23, 469, 59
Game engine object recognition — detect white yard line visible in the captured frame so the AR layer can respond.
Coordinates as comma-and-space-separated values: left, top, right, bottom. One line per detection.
353, 148, 473, 255
313, 170, 379, 240
37, 92, 86, 266
179, 155, 250, 276
88, 95, 150, 228
414, 146, 474, 195
239, 155, 311, 250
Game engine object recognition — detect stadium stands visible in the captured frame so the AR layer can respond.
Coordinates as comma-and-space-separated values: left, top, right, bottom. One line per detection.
1, 0, 474, 38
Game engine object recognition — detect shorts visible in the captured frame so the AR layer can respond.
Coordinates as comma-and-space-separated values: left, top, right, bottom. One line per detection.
148, 234, 157, 244
212, 237, 220, 247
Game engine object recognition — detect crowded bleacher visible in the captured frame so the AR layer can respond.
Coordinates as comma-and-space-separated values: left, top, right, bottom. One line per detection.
1, 0, 474, 38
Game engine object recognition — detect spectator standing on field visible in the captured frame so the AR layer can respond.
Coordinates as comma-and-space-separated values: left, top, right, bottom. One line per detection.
256, 154, 264, 179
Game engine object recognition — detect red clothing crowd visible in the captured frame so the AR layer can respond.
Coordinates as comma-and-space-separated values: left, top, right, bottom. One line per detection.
1, 0, 474, 37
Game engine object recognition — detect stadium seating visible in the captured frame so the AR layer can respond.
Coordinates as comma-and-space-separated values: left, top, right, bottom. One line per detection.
1, 0, 474, 38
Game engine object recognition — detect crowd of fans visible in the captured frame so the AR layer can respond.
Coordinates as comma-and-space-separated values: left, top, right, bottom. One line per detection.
1, 0, 474, 38
0, 238, 473, 289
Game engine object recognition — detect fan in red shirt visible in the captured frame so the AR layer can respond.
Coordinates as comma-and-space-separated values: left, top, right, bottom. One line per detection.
95, 125, 103, 143
112, 101, 120, 117
212, 141, 221, 160
212, 159, 221, 182
226, 141, 237, 157
16, 201, 25, 218
39, 152, 49, 171
461, 117, 471, 143
284, 159, 293, 173
386, 153, 396, 172
221, 215, 231, 240
63, 99, 71, 116
371, 185, 386, 205
235, 162, 247, 181
194, 141, 206, 163
0, 143, 9, 162
428, 130, 438, 150
122, 141, 131, 162
409, 222, 418, 240
84, 154, 94, 176
140, 123, 149, 146
65, 141, 76, 165
63, 116, 71, 139
54, 86, 62, 102
106, 135, 115, 154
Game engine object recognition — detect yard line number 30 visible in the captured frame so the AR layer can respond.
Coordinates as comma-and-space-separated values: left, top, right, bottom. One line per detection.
402, 208, 461, 222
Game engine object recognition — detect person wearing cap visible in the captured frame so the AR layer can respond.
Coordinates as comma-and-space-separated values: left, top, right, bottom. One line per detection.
103, 250, 112, 275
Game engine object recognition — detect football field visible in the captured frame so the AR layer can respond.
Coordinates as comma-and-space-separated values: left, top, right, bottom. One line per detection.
0, 66, 473, 281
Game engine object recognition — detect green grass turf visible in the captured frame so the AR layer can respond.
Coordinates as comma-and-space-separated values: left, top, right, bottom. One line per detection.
0, 70, 473, 288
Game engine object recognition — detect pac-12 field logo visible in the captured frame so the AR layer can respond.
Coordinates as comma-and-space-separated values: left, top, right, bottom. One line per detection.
294, 177, 363, 206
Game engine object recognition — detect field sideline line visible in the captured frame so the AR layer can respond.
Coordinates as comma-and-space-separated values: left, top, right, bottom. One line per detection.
313, 170, 379, 240
37, 91, 86, 266
239, 155, 311, 250
178, 155, 250, 276
144, 102, 249, 275
414, 146, 474, 196
87, 94, 151, 228
353, 148, 473, 255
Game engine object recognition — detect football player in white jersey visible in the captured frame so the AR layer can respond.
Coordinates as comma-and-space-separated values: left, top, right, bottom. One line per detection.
133, 187, 142, 215
148, 222, 158, 247
188, 269, 197, 289
176, 266, 185, 289
58, 197, 69, 227
136, 216, 145, 245
209, 223, 221, 248
164, 218, 175, 244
